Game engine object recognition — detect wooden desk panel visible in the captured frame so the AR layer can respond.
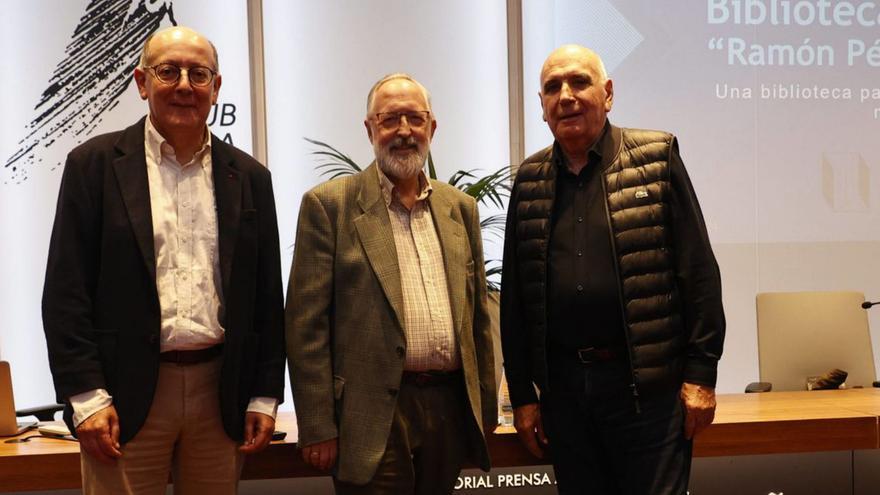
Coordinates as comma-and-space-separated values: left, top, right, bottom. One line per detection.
695, 389, 880, 456
4, 389, 880, 492
0, 451, 80, 492
694, 417, 877, 457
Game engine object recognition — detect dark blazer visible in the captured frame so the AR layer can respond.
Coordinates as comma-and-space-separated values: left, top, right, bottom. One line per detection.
42, 117, 285, 443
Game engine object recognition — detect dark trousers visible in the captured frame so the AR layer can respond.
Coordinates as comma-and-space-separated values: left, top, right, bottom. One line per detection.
334, 375, 470, 495
542, 357, 691, 495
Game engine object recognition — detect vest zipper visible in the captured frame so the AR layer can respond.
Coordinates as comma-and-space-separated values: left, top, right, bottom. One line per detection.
599, 169, 641, 414
539, 163, 557, 396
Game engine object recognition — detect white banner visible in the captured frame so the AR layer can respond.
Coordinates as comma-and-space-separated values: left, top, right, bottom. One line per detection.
0, 0, 253, 408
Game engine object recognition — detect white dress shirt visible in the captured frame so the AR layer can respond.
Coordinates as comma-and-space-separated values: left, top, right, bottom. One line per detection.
69, 117, 277, 425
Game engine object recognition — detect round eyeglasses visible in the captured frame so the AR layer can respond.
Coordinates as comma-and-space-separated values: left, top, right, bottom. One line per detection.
145, 63, 217, 88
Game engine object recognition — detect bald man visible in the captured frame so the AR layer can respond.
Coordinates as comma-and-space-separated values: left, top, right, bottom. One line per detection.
500, 45, 725, 494
42, 26, 285, 494
286, 73, 495, 494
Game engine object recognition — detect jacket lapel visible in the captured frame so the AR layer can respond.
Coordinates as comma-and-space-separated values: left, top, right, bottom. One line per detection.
428, 185, 467, 337
112, 118, 156, 283
211, 137, 241, 300
353, 164, 405, 335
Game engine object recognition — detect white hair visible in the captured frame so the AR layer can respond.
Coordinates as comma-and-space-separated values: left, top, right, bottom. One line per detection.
366, 73, 432, 117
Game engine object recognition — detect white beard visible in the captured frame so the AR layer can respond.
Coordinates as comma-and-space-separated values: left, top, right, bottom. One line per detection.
375, 136, 428, 180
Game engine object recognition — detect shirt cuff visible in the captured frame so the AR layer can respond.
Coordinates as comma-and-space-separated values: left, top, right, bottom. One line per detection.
69, 389, 113, 427
247, 397, 278, 419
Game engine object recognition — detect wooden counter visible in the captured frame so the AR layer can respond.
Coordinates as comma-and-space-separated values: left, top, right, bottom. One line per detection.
3, 388, 880, 492
694, 389, 879, 456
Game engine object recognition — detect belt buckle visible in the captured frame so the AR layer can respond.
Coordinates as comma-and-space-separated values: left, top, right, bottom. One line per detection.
163, 350, 182, 364
414, 373, 433, 386
576, 347, 595, 364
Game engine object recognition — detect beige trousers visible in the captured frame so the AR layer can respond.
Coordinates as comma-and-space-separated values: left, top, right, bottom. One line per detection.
81, 357, 243, 495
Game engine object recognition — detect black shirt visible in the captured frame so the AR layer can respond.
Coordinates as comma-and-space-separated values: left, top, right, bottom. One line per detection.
546, 124, 626, 353
546, 122, 724, 366
501, 122, 725, 407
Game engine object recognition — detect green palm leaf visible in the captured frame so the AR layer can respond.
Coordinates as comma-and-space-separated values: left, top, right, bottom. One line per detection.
427, 151, 438, 180
485, 261, 503, 291
448, 167, 512, 208
305, 137, 362, 178
480, 214, 507, 240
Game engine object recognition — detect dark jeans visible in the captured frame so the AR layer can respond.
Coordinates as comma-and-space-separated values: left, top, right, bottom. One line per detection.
333, 376, 469, 495
542, 357, 691, 495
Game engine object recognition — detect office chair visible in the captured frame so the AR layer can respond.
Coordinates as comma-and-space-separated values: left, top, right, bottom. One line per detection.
749, 291, 876, 392
17, 404, 64, 421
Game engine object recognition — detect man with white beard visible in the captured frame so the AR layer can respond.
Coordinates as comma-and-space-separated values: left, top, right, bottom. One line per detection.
286, 73, 497, 494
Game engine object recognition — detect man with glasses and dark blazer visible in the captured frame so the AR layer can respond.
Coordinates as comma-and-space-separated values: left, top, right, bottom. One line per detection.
42, 26, 285, 494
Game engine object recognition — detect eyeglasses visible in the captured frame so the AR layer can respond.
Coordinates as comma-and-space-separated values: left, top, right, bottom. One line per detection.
145, 63, 217, 87
374, 111, 431, 131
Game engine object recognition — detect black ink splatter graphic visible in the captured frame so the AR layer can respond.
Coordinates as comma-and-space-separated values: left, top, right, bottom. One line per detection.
3, 0, 176, 184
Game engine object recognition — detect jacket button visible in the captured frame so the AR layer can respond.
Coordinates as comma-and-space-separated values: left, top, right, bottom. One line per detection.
388, 388, 398, 397
148, 333, 158, 344
396, 346, 405, 357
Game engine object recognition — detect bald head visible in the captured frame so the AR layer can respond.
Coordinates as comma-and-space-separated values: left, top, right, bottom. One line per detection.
538, 44, 613, 165
540, 44, 607, 88
139, 26, 219, 71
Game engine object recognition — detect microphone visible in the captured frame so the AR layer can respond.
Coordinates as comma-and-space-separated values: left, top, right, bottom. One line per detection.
863, 301, 878, 309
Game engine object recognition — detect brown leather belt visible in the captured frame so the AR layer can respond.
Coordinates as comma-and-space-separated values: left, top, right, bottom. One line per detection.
401, 369, 463, 387
575, 346, 621, 364
159, 344, 223, 365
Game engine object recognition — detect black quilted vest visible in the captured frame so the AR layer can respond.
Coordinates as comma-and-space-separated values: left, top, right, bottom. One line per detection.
512, 126, 685, 400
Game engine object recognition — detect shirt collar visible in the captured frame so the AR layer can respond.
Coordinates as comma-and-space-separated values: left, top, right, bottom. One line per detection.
553, 119, 609, 173
144, 115, 212, 168
376, 164, 433, 208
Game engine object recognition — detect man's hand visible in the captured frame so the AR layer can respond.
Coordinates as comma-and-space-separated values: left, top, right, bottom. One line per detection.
301, 437, 338, 471
239, 412, 275, 454
680, 382, 716, 439
513, 403, 547, 458
76, 405, 122, 464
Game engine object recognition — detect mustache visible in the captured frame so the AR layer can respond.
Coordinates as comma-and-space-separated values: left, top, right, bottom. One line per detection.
388, 136, 418, 150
